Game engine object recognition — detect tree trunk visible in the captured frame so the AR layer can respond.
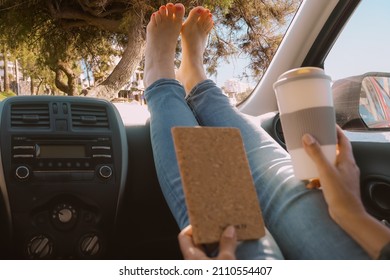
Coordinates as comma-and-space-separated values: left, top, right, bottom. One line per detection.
54, 68, 68, 93
14, 59, 19, 95
36, 79, 44, 95
2, 47, 10, 92
87, 21, 146, 100
54, 60, 79, 96
30, 78, 35, 95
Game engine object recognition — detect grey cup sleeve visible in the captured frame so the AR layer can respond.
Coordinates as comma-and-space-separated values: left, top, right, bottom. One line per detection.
280, 106, 337, 150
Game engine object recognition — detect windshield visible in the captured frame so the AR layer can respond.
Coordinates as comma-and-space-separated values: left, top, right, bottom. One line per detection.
0, 1, 302, 105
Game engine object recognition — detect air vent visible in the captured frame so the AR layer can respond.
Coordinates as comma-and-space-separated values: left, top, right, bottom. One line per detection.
71, 104, 109, 129
10, 103, 50, 129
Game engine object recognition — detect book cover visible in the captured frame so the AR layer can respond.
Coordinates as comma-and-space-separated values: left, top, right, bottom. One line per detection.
172, 126, 265, 245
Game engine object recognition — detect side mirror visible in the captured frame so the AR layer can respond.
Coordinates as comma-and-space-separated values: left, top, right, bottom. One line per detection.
332, 72, 390, 130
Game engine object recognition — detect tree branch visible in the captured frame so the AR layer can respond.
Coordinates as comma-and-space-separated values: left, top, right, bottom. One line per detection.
77, 0, 126, 18
46, 0, 124, 33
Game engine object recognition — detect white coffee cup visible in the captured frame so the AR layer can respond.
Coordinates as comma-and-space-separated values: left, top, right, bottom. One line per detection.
273, 67, 337, 180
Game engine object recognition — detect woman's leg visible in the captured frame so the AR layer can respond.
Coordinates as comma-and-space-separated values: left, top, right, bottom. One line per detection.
144, 4, 283, 259
176, 4, 369, 260
145, 79, 197, 228
143, 3, 195, 228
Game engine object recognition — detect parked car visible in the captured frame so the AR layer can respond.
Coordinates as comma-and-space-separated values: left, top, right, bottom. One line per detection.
0, 0, 389, 260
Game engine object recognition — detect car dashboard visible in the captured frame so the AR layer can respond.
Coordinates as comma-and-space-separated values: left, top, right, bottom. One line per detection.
0, 96, 180, 259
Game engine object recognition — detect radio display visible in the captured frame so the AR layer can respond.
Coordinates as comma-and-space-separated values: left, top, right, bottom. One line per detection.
37, 145, 86, 158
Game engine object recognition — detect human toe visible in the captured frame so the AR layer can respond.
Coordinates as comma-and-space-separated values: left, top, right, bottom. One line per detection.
200, 9, 210, 19
174, 3, 185, 20
199, 9, 211, 22
159, 5, 167, 18
187, 6, 205, 23
201, 11, 213, 30
166, 3, 175, 18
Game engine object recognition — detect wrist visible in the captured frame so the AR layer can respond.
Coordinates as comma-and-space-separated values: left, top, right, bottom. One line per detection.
329, 204, 368, 228
331, 208, 390, 258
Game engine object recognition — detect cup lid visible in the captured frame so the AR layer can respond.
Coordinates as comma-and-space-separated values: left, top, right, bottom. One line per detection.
273, 67, 331, 89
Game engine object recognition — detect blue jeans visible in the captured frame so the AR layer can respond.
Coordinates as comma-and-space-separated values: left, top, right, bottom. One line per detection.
145, 78, 369, 260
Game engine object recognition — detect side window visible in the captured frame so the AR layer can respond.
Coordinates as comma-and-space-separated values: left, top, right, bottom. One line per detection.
324, 0, 390, 131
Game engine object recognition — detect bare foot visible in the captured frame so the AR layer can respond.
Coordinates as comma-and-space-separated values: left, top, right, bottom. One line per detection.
176, 7, 214, 94
144, 3, 185, 88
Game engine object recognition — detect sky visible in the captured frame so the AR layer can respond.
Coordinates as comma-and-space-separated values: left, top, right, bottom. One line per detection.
321, 0, 390, 81
213, 0, 390, 88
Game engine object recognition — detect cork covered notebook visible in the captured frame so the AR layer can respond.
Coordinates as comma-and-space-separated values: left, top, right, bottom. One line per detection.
172, 127, 265, 245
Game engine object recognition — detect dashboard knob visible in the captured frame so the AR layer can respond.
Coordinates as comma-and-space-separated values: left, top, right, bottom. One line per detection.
15, 165, 30, 180
52, 204, 77, 229
26, 235, 53, 259
58, 208, 73, 223
80, 234, 101, 257
98, 165, 112, 179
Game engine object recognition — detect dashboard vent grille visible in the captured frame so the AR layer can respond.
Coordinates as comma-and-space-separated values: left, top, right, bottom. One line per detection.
10, 103, 50, 129
71, 104, 109, 129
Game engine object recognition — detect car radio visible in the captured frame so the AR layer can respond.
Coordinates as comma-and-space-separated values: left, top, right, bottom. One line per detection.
11, 136, 114, 181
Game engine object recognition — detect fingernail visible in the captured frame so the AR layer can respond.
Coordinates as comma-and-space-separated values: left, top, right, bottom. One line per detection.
302, 134, 315, 145
224, 226, 236, 238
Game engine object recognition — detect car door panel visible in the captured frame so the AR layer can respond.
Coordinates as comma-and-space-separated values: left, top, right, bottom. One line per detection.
352, 141, 390, 223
